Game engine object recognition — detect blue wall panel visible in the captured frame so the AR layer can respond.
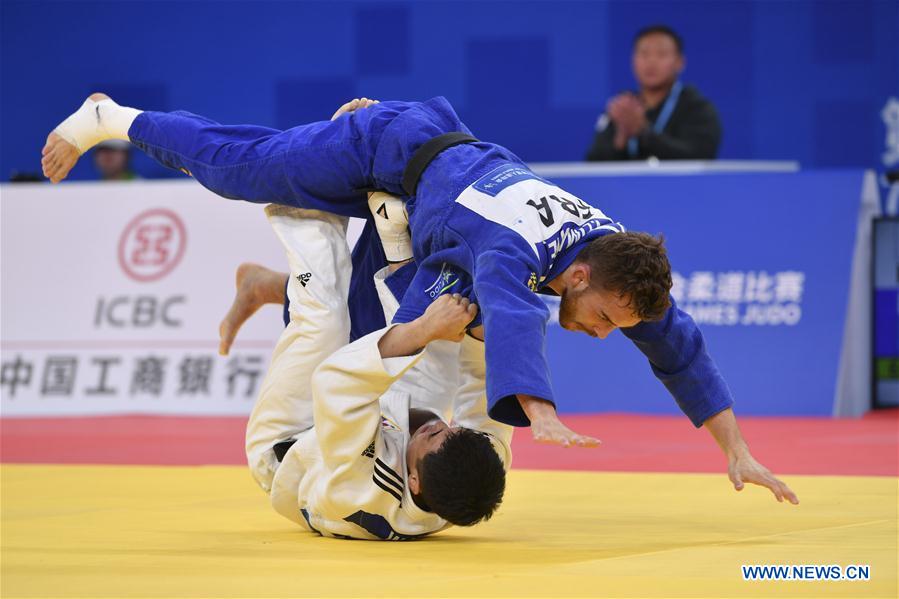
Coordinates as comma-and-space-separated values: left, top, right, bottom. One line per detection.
545, 170, 863, 418
1, 0, 896, 181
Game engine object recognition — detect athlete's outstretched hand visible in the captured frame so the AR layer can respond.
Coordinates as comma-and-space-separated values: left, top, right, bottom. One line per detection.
703, 408, 799, 505
728, 453, 800, 505
518, 394, 601, 448
331, 97, 379, 121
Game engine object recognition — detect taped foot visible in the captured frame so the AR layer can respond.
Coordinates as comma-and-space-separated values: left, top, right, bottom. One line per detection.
43, 94, 141, 183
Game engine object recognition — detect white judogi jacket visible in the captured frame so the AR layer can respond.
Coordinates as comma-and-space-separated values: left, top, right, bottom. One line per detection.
245, 206, 513, 541
271, 328, 511, 540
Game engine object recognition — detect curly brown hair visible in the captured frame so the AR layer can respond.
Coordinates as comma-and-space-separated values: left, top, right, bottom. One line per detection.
574, 232, 673, 321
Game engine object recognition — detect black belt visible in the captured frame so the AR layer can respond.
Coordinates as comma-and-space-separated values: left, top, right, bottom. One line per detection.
273, 439, 296, 462
401, 132, 478, 196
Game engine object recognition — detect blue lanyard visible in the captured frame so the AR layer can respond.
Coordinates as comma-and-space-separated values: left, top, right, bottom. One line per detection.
627, 80, 683, 157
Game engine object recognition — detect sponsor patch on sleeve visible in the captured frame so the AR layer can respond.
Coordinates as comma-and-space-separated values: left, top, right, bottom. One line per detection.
472, 164, 550, 197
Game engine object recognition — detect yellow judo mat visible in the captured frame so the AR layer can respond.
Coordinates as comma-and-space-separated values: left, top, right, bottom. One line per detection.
2, 465, 896, 598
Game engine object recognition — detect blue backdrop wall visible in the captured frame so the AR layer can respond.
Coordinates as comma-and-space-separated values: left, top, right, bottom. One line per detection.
2, 0, 897, 181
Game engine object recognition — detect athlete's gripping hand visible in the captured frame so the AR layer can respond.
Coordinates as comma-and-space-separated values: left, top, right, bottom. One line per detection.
331, 97, 380, 121
378, 294, 477, 359
421, 294, 479, 343
518, 394, 601, 448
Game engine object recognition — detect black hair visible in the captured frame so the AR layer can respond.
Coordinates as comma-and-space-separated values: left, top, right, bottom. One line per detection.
634, 24, 684, 55
416, 428, 506, 526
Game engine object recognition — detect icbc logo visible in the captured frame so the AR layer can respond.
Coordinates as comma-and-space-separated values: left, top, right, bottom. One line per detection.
118, 208, 187, 282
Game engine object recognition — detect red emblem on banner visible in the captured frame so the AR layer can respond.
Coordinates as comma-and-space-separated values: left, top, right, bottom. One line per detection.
117, 209, 187, 282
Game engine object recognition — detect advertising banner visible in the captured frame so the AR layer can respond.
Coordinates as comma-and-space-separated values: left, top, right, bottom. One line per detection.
1, 181, 362, 415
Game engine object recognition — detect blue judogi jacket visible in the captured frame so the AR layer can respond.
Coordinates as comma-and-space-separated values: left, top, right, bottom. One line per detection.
388, 152, 733, 427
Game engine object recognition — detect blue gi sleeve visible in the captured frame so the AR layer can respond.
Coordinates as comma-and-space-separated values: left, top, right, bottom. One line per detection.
620, 297, 734, 427
473, 249, 555, 427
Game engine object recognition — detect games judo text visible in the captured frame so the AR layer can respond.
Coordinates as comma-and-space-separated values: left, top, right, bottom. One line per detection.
741, 564, 871, 581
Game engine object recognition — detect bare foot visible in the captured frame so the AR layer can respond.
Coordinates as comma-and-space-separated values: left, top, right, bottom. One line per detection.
42, 92, 111, 183
219, 263, 287, 355
41, 132, 80, 184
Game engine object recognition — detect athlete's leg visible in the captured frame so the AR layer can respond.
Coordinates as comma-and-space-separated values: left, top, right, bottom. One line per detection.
244, 205, 352, 493
44, 94, 417, 217
127, 110, 379, 215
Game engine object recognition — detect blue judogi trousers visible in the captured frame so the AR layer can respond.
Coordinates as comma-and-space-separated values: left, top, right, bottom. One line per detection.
128, 98, 476, 215
128, 98, 471, 339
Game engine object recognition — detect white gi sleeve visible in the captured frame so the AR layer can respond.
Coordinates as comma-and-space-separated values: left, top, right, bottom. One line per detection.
311, 326, 427, 491
451, 335, 514, 469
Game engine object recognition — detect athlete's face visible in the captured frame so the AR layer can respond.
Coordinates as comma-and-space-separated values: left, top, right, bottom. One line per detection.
406, 418, 461, 494
558, 284, 641, 340
632, 33, 683, 91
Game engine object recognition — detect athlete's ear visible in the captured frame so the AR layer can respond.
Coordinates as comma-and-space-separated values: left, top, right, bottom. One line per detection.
570, 262, 592, 290
408, 469, 421, 495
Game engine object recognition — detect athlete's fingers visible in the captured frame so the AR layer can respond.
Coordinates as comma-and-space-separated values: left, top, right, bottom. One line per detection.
466, 302, 479, 319
782, 482, 800, 505
331, 99, 360, 120
764, 475, 799, 505
769, 484, 784, 503
763, 475, 785, 503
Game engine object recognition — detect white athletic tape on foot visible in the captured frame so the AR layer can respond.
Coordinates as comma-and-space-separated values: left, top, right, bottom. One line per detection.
54, 98, 140, 154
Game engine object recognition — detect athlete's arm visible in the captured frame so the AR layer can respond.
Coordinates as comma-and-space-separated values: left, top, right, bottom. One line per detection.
471, 249, 599, 448
311, 331, 423, 477
451, 336, 515, 467
312, 296, 477, 468
621, 298, 797, 504
620, 297, 733, 427
313, 294, 476, 473
378, 294, 476, 357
